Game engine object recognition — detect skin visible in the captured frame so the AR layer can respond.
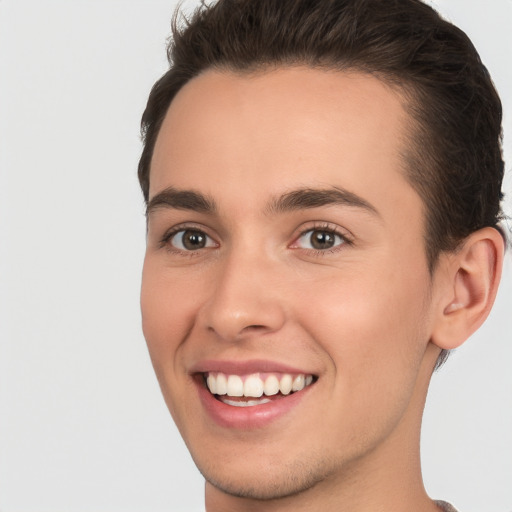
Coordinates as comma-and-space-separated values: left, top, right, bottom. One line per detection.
140, 67, 501, 512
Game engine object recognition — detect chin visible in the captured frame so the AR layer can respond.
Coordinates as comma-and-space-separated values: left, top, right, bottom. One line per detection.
194, 450, 336, 501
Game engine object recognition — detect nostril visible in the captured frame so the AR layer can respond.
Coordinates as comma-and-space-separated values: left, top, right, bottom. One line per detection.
237, 324, 273, 337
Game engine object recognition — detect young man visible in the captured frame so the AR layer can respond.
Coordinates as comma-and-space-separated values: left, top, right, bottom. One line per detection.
138, 1, 506, 510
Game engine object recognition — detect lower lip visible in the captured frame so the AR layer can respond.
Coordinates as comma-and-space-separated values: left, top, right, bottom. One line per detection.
195, 377, 313, 429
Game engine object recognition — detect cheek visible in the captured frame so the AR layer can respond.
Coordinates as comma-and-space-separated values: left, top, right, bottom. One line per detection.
296, 263, 431, 405
140, 258, 206, 428
296, 270, 431, 452
299, 262, 428, 342
140, 258, 198, 374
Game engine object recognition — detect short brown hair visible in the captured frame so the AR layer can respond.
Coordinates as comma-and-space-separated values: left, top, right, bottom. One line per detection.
138, 0, 505, 367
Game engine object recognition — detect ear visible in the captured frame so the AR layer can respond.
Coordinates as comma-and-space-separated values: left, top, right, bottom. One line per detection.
431, 227, 504, 350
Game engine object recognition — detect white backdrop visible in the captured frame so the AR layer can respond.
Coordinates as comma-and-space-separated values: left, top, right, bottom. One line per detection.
0, 1, 510, 511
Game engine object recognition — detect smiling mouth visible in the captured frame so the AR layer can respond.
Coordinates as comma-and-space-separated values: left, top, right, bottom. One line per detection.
203, 372, 316, 407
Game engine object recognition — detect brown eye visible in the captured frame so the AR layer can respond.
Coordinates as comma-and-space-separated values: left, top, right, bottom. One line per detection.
170, 229, 215, 251
310, 230, 336, 249
295, 229, 345, 250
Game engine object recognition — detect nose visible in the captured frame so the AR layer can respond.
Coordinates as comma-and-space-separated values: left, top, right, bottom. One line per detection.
198, 251, 287, 342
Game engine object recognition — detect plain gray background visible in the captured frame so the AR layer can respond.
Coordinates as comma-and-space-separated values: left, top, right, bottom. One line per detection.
0, 1, 510, 511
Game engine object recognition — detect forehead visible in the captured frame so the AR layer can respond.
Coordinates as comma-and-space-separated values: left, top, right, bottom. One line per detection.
150, 67, 419, 221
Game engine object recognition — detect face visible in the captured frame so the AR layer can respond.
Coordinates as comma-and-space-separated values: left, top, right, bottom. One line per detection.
141, 68, 441, 500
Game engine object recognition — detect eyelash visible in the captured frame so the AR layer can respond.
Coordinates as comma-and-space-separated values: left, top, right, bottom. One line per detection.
159, 222, 353, 256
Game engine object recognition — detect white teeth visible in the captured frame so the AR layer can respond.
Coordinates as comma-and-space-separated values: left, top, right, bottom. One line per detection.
207, 374, 217, 395
244, 374, 264, 397
292, 374, 305, 392
216, 373, 227, 395
263, 375, 280, 396
226, 375, 244, 396
221, 397, 272, 407
279, 374, 293, 395
205, 372, 315, 399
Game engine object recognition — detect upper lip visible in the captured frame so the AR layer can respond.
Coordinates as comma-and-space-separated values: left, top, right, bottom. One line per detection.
190, 359, 316, 376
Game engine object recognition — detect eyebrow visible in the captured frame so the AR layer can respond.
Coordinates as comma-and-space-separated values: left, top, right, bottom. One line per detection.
146, 185, 379, 219
146, 186, 217, 216
265, 187, 380, 217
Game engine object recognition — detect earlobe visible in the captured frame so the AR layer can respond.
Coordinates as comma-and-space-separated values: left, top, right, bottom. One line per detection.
431, 227, 504, 350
